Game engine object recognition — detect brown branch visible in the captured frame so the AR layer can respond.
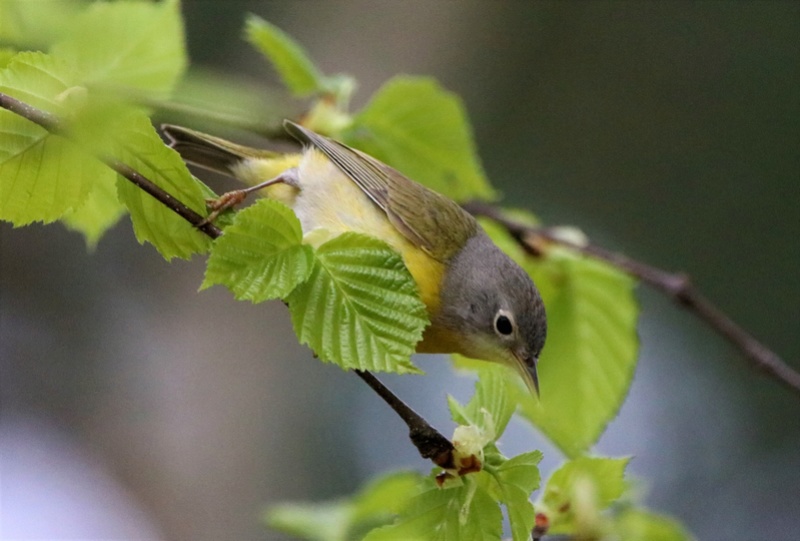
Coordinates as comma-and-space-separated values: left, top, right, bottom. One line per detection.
0, 91, 223, 238
0, 90, 451, 464
355, 370, 455, 468
463, 200, 800, 397
105, 160, 223, 239
0, 92, 63, 132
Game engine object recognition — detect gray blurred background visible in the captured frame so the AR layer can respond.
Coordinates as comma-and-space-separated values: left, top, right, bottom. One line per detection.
1, 2, 798, 540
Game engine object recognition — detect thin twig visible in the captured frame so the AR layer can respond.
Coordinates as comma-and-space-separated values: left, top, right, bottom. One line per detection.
105, 160, 223, 239
0, 92, 62, 132
355, 370, 455, 468
0, 90, 451, 463
463, 200, 800, 397
0, 92, 223, 239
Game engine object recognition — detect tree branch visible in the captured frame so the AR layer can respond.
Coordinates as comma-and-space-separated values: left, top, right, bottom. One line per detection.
0, 90, 452, 464
463, 200, 800, 397
0, 91, 63, 132
355, 370, 455, 468
0, 92, 223, 238
105, 160, 223, 239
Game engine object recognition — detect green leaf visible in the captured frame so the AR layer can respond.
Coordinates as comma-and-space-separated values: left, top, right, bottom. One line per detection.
245, 14, 355, 103
51, 0, 186, 99
502, 484, 537, 541
286, 232, 427, 374
0, 0, 81, 49
0, 51, 78, 115
343, 76, 495, 202
517, 248, 639, 456
614, 508, 694, 541
0, 48, 16, 70
0, 111, 105, 226
0, 52, 106, 225
494, 451, 542, 541
266, 501, 350, 541
202, 199, 314, 301
61, 168, 126, 249
365, 479, 503, 541
349, 472, 421, 525
537, 456, 630, 534
114, 112, 210, 260
265, 471, 420, 541
495, 450, 543, 495
448, 365, 515, 437
244, 14, 327, 97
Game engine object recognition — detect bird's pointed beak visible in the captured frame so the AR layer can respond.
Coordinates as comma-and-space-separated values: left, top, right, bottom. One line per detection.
529, 358, 540, 398
514, 352, 540, 398
527, 357, 540, 398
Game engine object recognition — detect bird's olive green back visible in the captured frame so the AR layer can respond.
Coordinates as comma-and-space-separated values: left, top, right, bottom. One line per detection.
284, 121, 477, 262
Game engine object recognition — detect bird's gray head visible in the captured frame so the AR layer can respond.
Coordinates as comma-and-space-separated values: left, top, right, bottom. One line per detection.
438, 231, 547, 395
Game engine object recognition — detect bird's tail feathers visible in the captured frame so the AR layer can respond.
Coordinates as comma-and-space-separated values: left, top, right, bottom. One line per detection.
161, 124, 278, 178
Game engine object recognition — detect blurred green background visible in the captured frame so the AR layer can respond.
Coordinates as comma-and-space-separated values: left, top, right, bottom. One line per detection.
1, 2, 798, 540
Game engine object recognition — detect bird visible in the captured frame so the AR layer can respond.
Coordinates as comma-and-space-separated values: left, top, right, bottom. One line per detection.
163, 120, 547, 395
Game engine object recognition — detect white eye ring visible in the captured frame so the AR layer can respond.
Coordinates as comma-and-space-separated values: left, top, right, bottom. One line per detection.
494, 310, 515, 337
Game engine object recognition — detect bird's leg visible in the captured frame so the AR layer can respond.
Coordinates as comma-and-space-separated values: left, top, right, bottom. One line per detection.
199, 168, 299, 226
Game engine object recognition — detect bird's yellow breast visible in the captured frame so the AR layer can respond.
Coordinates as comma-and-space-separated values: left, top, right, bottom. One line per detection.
240, 149, 445, 315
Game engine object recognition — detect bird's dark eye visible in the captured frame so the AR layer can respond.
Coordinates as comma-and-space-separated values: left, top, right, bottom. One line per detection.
494, 312, 514, 336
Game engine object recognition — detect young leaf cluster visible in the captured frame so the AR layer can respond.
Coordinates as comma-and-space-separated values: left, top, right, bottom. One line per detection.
270, 371, 544, 541
270, 366, 689, 541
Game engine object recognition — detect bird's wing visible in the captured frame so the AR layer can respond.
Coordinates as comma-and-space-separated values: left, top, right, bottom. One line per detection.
284, 120, 476, 262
